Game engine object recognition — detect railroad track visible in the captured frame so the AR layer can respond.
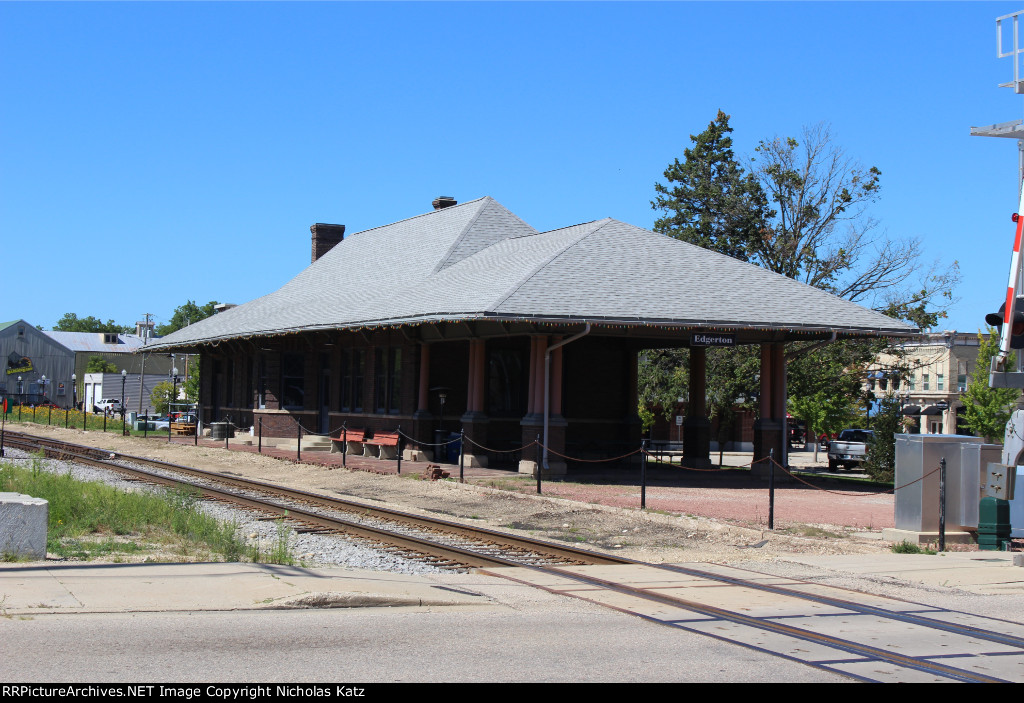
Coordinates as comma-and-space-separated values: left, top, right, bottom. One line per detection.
1, 430, 626, 569
6, 429, 1024, 682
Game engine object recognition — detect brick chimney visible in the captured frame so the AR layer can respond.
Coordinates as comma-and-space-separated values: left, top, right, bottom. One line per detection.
310, 223, 345, 263
432, 196, 457, 210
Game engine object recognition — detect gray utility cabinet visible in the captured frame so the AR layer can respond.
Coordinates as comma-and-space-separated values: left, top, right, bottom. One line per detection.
894, 434, 1002, 532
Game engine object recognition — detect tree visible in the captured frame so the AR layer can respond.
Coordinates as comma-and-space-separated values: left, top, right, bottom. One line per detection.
788, 390, 859, 460
156, 300, 219, 337
652, 110, 768, 261
862, 394, 901, 483
642, 115, 960, 444
54, 313, 130, 334
960, 329, 1020, 442
150, 381, 177, 416
750, 124, 959, 329
638, 349, 688, 430
85, 355, 118, 373
182, 361, 200, 404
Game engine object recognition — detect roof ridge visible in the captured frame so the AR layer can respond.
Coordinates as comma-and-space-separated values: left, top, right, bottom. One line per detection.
485, 219, 612, 312
430, 197, 494, 274
347, 196, 489, 239
431, 197, 538, 273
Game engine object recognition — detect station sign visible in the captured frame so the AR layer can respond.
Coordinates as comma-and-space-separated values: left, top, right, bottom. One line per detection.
691, 333, 735, 347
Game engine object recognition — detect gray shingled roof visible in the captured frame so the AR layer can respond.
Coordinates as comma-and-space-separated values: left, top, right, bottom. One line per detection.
150, 196, 914, 349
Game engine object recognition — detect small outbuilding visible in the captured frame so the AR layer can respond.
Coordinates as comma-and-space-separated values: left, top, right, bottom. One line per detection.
148, 197, 913, 474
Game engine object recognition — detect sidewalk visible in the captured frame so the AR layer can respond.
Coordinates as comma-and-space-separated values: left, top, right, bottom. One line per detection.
2, 552, 1023, 617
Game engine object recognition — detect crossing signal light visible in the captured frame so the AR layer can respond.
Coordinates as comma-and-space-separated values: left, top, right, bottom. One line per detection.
986, 296, 1024, 348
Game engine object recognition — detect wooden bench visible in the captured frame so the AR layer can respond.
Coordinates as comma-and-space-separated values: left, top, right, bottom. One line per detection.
363, 432, 400, 460
170, 422, 196, 436
330, 428, 367, 455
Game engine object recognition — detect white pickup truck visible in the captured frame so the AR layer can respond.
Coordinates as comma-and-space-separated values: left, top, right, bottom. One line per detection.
827, 429, 874, 471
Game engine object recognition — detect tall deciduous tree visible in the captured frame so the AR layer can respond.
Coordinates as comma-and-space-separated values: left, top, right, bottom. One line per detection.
652, 110, 768, 261
156, 300, 219, 337
54, 313, 130, 334
750, 124, 958, 330
960, 329, 1020, 442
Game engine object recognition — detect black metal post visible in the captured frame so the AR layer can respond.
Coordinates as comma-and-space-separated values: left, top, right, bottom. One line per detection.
641, 439, 647, 509
82, 406, 86, 431
258, 418, 263, 453
296, 422, 301, 462
103, 411, 106, 433
939, 457, 947, 552
536, 433, 542, 494
459, 428, 465, 483
47, 405, 51, 425
342, 425, 347, 468
396, 425, 402, 475
768, 448, 775, 530
65, 406, 68, 429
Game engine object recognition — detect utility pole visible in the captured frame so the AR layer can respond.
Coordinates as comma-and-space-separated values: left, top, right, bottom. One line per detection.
137, 312, 153, 416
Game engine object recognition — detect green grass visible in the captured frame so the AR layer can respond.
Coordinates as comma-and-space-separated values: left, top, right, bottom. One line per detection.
891, 540, 937, 555
5, 409, 185, 438
0, 455, 293, 564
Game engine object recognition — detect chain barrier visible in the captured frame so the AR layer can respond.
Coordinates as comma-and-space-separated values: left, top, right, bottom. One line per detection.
540, 443, 642, 463
762, 455, 936, 496
641, 449, 734, 472
461, 434, 537, 454
393, 426, 464, 447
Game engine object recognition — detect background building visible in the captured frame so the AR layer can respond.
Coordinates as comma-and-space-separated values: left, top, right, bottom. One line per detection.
870, 331, 1023, 435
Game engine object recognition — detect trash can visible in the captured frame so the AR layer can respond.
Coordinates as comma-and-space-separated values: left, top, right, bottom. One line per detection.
210, 422, 234, 440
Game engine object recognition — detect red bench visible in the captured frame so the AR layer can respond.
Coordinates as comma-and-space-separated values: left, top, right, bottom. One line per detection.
364, 432, 400, 460
330, 427, 367, 455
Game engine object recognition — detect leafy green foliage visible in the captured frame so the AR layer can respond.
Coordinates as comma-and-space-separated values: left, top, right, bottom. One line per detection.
85, 355, 119, 373
54, 313, 130, 334
638, 349, 688, 429
652, 110, 767, 261
960, 329, 1020, 442
156, 300, 218, 336
150, 380, 178, 416
863, 394, 901, 483
182, 359, 200, 403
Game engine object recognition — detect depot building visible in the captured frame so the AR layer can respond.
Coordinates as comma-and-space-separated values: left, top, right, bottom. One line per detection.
148, 196, 913, 475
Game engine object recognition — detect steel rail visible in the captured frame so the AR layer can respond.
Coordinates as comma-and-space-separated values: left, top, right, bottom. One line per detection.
4, 432, 621, 568
490, 564, 1010, 684
6, 430, 1020, 682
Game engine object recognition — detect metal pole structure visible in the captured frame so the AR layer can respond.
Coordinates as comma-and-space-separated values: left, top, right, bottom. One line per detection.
296, 422, 301, 462
103, 411, 106, 433
342, 425, 347, 468
939, 457, 947, 552
641, 439, 647, 509
47, 404, 51, 425
535, 434, 542, 494
121, 370, 127, 436
396, 425, 402, 475
460, 427, 471, 481
258, 418, 263, 453
769, 448, 776, 530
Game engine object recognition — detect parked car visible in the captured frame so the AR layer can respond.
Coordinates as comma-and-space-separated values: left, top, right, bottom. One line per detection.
94, 399, 123, 414
827, 429, 874, 471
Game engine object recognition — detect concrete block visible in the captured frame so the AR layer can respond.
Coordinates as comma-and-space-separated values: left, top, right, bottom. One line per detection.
0, 493, 48, 559
882, 527, 975, 546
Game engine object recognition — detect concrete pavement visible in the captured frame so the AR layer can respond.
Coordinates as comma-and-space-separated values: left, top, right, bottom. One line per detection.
2, 551, 1023, 617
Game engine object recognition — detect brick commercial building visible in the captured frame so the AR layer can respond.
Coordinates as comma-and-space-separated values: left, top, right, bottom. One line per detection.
148, 196, 912, 475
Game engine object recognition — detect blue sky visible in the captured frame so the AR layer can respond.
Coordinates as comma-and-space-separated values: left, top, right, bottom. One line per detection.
2, 1, 1022, 335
